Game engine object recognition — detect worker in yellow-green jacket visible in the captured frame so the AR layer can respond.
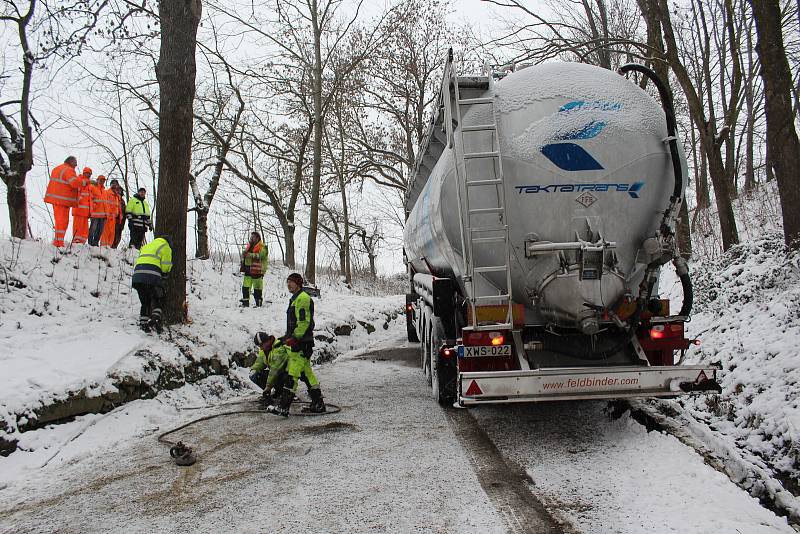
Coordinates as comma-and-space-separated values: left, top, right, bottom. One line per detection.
268, 273, 326, 416
132, 235, 172, 333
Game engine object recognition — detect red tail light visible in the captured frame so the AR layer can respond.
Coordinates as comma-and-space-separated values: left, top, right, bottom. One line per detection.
441, 347, 454, 359
405, 304, 413, 312
650, 323, 684, 340
463, 330, 508, 346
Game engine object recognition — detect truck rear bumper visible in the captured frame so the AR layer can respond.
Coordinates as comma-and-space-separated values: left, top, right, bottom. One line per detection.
459, 364, 721, 405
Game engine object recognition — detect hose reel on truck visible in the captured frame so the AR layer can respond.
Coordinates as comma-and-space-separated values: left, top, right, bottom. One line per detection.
403, 52, 720, 406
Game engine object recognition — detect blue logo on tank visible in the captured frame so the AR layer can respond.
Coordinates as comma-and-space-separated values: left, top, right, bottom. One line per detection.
515, 182, 645, 199
540, 100, 622, 171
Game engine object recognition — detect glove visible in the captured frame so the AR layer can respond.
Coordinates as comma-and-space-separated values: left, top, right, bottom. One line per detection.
284, 337, 299, 349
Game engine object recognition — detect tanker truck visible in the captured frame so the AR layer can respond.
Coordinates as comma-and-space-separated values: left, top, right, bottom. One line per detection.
404, 50, 721, 406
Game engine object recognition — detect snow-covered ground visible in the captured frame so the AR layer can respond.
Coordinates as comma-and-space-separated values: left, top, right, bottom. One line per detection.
655, 232, 800, 520
0, 237, 402, 456
1, 333, 794, 533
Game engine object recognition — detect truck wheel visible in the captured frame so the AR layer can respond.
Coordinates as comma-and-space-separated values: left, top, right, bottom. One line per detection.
431, 344, 457, 406
406, 310, 419, 342
430, 319, 456, 405
423, 320, 432, 386
419, 321, 431, 384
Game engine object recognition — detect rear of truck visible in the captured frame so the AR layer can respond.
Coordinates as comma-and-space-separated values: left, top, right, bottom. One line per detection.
403, 58, 720, 407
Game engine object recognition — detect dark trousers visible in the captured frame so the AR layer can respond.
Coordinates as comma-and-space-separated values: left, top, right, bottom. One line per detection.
134, 283, 163, 321
250, 370, 269, 390
88, 218, 106, 246
112, 219, 124, 248
129, 225, 146, 249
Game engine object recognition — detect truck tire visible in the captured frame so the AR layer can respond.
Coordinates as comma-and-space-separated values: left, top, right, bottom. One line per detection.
419, 310, 432, 385
430, 318, 457, 405
424, 319, 432, 386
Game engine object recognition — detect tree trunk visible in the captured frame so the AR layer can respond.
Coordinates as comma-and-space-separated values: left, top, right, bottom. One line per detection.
155, 0, 202, 323
305, 0, 323, 285
196, 210, 209, 259
743, 15, 756, 195
706, 140, 740, 250
6, 172, 28, 238
368, 252, 376, 279
697, 147, 710, 209
284, 223, 296, 268
749, 0, 800, 247
677, 199, 692, 259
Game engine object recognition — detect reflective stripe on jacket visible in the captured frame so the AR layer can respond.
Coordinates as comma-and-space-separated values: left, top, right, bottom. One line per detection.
89, 184, 115, 218
45, 164, 82, 207
103, 189, 119, 220
126, 196, 151, 227
132, 238, 172, 286
242, 241, 268, 277
74, 184, 91, 217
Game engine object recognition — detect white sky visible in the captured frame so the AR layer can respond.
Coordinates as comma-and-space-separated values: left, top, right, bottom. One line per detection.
0, 0, 521, 275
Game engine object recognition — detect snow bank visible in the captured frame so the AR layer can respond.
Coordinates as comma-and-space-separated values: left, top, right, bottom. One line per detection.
656, 232, 800, 517
0, 237, 402, 454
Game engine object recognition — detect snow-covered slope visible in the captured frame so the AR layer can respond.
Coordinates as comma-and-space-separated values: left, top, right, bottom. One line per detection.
657, 232, 800, 516
0, 237, 402, 454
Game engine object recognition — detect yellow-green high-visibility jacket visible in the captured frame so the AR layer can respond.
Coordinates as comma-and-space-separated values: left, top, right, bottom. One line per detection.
251, 341, 292, 389
286, 290, 314, 344
132, 237, 172, 286
125, 194, 151, 229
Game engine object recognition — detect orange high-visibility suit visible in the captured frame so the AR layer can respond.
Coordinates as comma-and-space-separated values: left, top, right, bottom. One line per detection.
88, 179, 110, 246
71, 170, 92, 244
44, 163, 83, 247
100, 188, 119, 247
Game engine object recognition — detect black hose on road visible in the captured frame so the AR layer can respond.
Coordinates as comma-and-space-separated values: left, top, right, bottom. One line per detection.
158, 402, 342, 466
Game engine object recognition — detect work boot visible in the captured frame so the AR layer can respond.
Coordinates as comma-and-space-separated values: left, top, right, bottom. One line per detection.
259, 388, 275, 407
150, 308, 163, 334
240, 287, 250, 307
267, 388, 293, 417
253, 289, 263, 307
303, 388, 327, 413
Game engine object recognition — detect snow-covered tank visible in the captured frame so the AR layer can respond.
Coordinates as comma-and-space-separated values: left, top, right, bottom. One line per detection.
404, 56, 720, 407
404, 62, 686, 332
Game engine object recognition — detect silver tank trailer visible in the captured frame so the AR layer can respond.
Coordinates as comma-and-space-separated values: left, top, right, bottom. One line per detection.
404, 62, 686, 331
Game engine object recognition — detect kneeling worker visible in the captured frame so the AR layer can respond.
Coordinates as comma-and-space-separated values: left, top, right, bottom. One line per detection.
132, 234, 172, 333
251, 332, 285, 404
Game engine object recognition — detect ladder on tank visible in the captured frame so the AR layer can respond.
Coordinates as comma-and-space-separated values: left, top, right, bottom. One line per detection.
443, 51, 514, 331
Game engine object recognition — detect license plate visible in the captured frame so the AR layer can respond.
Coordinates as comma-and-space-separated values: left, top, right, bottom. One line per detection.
460, 345, 512, 358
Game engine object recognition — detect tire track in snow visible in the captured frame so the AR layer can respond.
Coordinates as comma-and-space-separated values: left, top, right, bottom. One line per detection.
445, 408, 566, 534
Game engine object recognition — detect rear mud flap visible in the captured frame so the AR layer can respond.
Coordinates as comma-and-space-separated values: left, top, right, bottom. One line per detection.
459, 364, 722, 405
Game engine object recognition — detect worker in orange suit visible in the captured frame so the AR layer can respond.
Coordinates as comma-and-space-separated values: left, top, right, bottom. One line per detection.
109, 180, 126, 248
71, 167, 92, 244
44, 156, 84, 247
88, 175, 109, 246
108, 180, 125, 248
100, 182, 119, 247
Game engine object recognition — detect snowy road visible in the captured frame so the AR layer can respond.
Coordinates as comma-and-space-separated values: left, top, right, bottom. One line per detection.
0, 336, 795, 533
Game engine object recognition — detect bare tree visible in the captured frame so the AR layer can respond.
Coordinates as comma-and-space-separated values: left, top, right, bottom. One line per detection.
748, 0, 800, 247
190, 50, 245, 259
651, 0, 740, 250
